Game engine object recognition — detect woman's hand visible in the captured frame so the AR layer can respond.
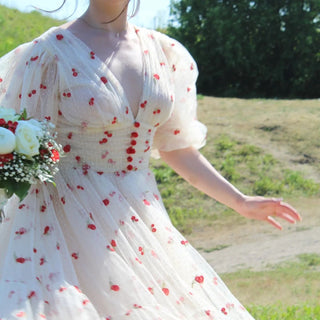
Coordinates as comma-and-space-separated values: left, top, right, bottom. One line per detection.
235, 196, 302, 230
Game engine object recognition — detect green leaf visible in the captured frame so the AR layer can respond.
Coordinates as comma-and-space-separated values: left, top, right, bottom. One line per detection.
0, 179, 30, 201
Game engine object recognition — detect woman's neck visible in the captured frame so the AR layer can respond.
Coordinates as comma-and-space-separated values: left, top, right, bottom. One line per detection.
82, 1, 129, 34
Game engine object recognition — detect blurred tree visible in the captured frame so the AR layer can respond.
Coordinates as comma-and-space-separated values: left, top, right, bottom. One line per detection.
168, 0, 320, 98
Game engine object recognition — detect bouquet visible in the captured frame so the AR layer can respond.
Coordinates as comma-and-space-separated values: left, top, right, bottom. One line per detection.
0, 107, 62, 220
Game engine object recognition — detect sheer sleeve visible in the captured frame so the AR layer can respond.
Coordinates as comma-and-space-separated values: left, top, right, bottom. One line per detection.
0, 39, 59, 124
152, 33, 207, 159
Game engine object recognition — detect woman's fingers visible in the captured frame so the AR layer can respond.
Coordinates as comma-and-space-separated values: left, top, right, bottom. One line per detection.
266, 216, 283, 230
275, 201, 302, 222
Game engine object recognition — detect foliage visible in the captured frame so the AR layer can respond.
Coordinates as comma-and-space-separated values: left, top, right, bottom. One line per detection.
168, 0, 320, 98
0, 5, 61, 56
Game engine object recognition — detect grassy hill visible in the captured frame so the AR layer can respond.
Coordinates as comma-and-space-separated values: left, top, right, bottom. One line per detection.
0, 5, 62, 56
1, 6, 319, 319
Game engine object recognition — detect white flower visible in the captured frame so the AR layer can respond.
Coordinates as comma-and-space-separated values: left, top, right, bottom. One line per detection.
0, 107, 19, 122
17, 120, 44, 138
15, 122, 41, 157
0, 127, 16, 154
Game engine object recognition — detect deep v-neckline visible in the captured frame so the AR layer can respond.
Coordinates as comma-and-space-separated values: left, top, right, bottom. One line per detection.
60, 26, 147, 122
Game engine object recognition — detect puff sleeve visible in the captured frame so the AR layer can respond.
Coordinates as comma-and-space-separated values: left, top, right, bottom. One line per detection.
0, 39, 59, 124
152, 33, 207, 159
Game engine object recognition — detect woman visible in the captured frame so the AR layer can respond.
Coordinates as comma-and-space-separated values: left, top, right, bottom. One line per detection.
0, 0, 301, 319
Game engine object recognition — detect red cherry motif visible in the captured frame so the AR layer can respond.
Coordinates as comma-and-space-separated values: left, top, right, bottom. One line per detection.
16, 312, 26, 318
148, 287, 154, 295
30, 56, 39, 62
15, 227, 27, 235
195, 275, 204, 284
71, 252, 79, 260
90, 51, 95, 59
28, 291, 36, 299
174, 129, 181, 135
187, 87, 191, 92
110, 239, 117, 247
112, 117, 117, 124
110, 284, 120, 291
43, 226, 50, 235
153, 74, 160, 80
162, 288, 170, 296
63, 145, 71, 153
101, 76, 108, 84
151, 224, 157, 232
89, 97, 95, 105
131, 216, 139, 222
16, 257, 26, 264
72, 68, 78, 77
140, 100, 147, 108
99, 138, 108, 144
56, 34, 64, 40
40, 257, 45, 265
40, 205, 47, 212
88, 224, 96, 230
143, 199, 150, 206
103, 199, 110, 206
221, 307, 228, 315
172, 64, 176, 72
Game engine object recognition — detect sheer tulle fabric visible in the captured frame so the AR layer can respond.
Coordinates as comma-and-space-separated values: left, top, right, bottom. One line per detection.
0, 26, 254, 319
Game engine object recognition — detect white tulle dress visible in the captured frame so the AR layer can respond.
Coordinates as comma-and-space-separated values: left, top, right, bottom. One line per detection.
0, 26, 255, 319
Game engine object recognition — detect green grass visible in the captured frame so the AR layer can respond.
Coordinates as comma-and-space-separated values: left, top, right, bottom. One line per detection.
247, 304, 320, 320
221, 254, 320, 313
0, 5, 62, 56
152, 133, 320, 234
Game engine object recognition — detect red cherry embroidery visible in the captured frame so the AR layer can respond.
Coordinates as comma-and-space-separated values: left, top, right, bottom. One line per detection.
56, 34, 64, 40
174, 129, 181, 135
162, 288, 170, 296
140, 100, 147, 108
110, 284, 120, 291
72, 68, 78, 77
89, 97, 95, 106
101, 76, 108, 84
143, 199, 150, 206
195, 275, 204, 284
16, 257, 26, 264
43, 226, 50, 235
134, 122, 140, 128
131, 215, 139, 222
88, 223, 97, 230
153, 74, 160, 80
103, 199, 110, 206
71, 252, 79, 260
221, 307, 228, 315
63, 145, 71, 153
28, 291, 36, 299
111, 239, 117, 247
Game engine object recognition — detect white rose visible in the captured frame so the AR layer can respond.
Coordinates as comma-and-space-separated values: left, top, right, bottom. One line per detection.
0, 107, 19, 122
17, 120, 44, 138
15, 122, 41, 157
0, 127, 16, 154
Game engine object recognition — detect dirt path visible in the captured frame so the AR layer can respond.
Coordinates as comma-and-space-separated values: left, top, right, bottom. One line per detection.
188, 198, 320, 273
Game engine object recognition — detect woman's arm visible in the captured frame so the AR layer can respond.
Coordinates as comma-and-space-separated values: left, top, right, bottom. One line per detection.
159, 146, 301, 230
